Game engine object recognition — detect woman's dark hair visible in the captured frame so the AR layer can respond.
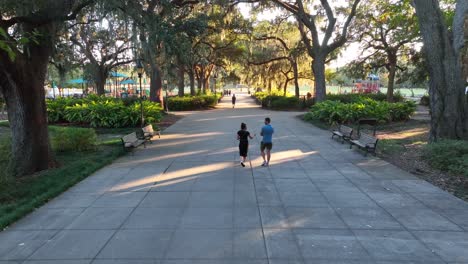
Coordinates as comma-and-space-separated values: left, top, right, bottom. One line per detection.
241, 123, 247, 130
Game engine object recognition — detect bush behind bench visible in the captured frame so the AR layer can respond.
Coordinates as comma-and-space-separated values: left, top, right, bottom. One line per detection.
304, 98, 416, 124
47, 95, 163, 128
167, 95, 221, 111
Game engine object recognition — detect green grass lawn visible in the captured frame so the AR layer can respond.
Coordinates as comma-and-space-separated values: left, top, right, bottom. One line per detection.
0, 123, 126, 230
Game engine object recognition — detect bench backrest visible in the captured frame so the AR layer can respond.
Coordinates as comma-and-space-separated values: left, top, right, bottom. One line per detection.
142, 124, 154, 134
122, 132, 138, 143
339, 125, 353, 136
359, 133, 378, 146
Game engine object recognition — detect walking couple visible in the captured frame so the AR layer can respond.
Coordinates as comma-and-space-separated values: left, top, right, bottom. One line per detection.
237, 117, 274, 167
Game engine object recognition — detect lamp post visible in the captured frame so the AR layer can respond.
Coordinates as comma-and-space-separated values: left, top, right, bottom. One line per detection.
136, 59, 145, 127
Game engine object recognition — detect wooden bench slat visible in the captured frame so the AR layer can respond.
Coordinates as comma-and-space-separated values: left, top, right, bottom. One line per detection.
141, 124, 161, 143
121, 132, 146, 153
331, 125, 353, 143
349, 132, 378, 156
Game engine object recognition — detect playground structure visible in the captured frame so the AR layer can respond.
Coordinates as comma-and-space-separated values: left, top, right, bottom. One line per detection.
44, 72, 151, 98
352, 74, 380, 94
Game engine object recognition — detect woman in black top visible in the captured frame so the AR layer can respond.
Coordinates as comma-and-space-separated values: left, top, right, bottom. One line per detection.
237, 123, 254, 167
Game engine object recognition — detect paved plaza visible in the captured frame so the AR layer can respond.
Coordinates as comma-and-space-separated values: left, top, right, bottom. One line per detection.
1, 93, 468, 264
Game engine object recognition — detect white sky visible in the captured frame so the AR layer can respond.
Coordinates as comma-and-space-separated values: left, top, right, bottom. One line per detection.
238, 3, 360, 68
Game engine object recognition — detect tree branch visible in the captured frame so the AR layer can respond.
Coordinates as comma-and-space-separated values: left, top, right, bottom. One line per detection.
321, 0, 337, 47
327, 0, 361, 52
248, 56, 290, 65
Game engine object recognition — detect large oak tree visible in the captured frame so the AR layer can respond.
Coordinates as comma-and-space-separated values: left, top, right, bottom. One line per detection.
354, 0, 419, 102
0, 0, 95, 177
269, 0, 361, 102
71, 8, 134, 95
413, 0, 468, 140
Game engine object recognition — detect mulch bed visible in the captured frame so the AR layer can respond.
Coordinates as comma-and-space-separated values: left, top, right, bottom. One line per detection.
156, 113, 184, 130
300, 115, 468, 201
375, 120, 468, 201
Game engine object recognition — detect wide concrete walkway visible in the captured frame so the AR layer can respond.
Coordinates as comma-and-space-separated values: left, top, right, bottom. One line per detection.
1, 93, 468, 264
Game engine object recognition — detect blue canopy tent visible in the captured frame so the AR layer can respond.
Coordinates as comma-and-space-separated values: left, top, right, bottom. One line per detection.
120, 79, 138, 96
108, 72, 129, 97
367, 74, 380, 81
67, 78, 87, 84
120, 79, 136, 85
66, 78, 88, 97
109, 72, 128, 78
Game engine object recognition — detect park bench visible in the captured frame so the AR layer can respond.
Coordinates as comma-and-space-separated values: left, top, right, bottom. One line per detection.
121, 132, 146, 153
349, 132, 379, 156
141, 124, 160, 143
331, 125, 354, 143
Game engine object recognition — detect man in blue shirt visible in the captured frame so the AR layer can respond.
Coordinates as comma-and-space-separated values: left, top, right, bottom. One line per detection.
260, 117, 274, 166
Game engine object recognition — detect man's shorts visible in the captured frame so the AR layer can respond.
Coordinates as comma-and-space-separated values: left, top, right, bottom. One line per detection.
260, 141, 273, 151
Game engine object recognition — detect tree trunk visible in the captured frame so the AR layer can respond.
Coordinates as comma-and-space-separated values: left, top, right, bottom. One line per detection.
283, 80, 289, 96
413, 0, 468, 140
178, 64, 185, 97
189, 69, 196, 95
149, 64, 164, 106
312, 55, 327, 102
462, 17, 468, 81
0, 47, 56, 177
58, 66, 66, 94
204, 77, 210, 94
196, 74, 202, 94
292, 59, 300, 97
386, 57, 397, 102
201, 74, 207, 94
94, 68, 108, 96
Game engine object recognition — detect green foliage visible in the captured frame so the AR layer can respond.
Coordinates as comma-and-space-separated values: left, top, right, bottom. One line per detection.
252, 91, 312, 110
50, 127, 97, 152
325, 92, 405, 103
304, 99, 416, 124
0, 96, 5, 110
0, 28, 16, 61
47, 96, 163, 128
167, 95, 220, 111
423, 140, 468, 176
269, 96, 302, 110
253, 90, 286, 101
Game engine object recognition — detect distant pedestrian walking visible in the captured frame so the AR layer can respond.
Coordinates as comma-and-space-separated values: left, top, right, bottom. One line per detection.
260, 117, 274, 167
232, 94, 236, 108
237, 123, 255, 167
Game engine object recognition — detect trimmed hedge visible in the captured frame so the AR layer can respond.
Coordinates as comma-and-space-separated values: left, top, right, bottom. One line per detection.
252, 91, 313, 110
325, 92, 405, 103
167, 95, 221, 111
50, 127, 97, 152
47, 95, 163, 128
304, 98, 416, 124
423, 140, 468, 176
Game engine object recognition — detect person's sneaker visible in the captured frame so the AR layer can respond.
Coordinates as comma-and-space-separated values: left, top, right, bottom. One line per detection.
241, 162, 245, 167
261, 161, 267, 167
